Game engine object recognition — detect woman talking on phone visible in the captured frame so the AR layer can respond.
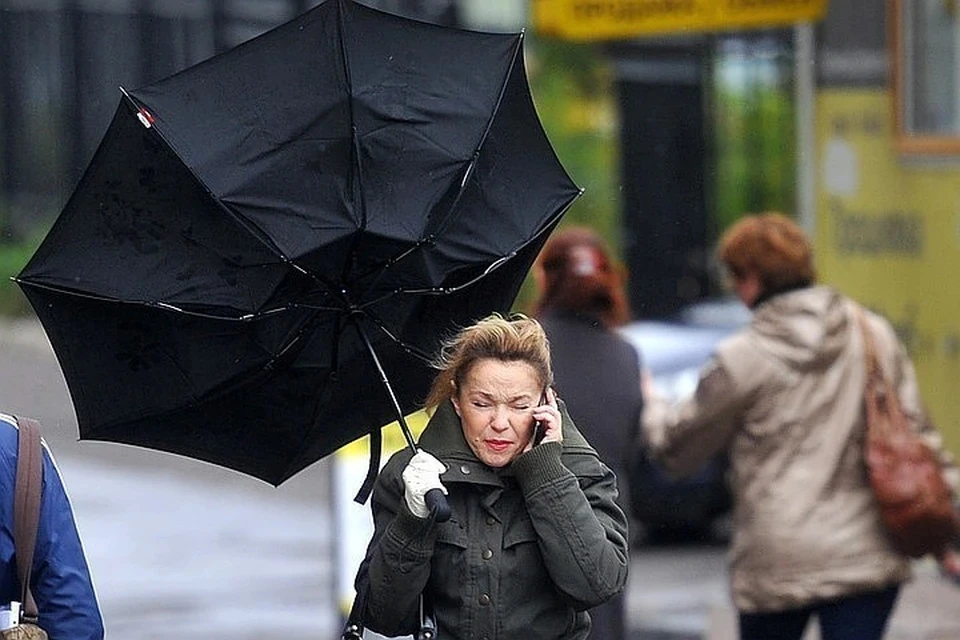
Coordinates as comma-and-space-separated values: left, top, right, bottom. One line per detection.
351, 314, 629, 640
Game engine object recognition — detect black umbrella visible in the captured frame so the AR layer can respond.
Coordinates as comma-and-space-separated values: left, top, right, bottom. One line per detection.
16, 0, 580, 492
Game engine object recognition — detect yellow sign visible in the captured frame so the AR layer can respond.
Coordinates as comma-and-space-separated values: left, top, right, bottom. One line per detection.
815, 89, 960, 454
336, 410, 430, 458
533, 0, 829, 41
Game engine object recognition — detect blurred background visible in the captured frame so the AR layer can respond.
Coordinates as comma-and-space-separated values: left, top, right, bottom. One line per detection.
2, 0, 956, 449
2, 1, 960, 637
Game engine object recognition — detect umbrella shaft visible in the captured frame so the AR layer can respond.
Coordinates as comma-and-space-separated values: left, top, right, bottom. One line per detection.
353, 319, 417, 452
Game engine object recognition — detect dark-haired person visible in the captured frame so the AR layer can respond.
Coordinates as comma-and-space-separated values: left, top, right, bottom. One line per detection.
352, 314, 629, 640
641, 212, 960, 640
531, 226, 642, 640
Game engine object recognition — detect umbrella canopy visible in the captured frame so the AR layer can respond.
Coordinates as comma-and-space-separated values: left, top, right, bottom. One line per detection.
17, 0, 580, 486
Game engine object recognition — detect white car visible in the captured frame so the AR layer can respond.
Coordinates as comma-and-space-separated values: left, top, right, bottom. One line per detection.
618, 298, 751, 539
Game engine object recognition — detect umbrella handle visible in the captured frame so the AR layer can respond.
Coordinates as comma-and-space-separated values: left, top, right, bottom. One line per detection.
425, 488, 451, 522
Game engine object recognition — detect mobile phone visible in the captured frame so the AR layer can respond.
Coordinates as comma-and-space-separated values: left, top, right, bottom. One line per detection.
532, 390, 549, 446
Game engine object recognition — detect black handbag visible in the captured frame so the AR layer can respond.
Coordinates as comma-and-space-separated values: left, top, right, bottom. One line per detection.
341, 584, 436, 640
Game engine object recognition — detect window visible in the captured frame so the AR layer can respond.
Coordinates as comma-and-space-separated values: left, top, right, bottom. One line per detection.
893, 0, 960, 153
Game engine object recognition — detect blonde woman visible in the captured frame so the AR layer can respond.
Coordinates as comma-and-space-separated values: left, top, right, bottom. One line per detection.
352, 315, 629, 639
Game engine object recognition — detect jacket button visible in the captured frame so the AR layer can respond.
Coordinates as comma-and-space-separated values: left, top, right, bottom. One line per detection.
460, 465, 471, 475
486, 516, 496, 525
479, 594, 491, 606
482, 549, 493, 560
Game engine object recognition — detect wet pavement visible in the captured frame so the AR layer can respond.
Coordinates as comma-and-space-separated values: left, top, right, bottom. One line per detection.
63, 456, 335, 639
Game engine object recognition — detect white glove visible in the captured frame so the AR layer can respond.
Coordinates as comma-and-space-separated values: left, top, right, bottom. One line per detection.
402, 449, 448, 518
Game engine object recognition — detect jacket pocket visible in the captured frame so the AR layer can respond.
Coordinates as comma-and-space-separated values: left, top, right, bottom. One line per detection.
436, 521, 469, 548
503, 514, 538, 548
432, 521, 469, 598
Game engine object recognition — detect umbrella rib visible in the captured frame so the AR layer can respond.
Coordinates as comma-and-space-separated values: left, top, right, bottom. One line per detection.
119, 91, 354, 310
421, 33, 526, 243
357, 190, 580, 306
336, 0, 370, 288
12, 278, 350, 321
360, 311, 434, 363
353, 33, 527, 302
120, 91, 294, 266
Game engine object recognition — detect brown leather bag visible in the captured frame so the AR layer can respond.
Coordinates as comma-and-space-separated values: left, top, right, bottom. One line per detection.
855, 309, 960, 558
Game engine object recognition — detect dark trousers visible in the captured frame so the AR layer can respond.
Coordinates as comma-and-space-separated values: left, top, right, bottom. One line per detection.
588, 591, 625, 640
738, 585, 900, 640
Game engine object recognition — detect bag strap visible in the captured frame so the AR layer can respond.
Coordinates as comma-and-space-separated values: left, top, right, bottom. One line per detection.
13, 416, 44, 623
853, 306, 904, 440
352, 428, 382, 506
853, 306, 884, 388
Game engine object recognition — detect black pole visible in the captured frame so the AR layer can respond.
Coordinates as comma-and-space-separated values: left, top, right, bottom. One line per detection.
353, 318, 418, 452
0, 7, 17, 207
64, 0, 85, 195
352, 315, 450, 522
212, 0, 229, 55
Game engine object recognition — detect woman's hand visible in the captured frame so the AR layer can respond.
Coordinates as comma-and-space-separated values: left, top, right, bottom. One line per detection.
525, 387, 562, 452
401, 449, 448, 518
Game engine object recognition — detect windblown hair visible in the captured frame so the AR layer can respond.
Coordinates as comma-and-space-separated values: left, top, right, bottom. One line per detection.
424, 314, 553, 410
718, 212, 816, 292
531, 227, 631, 329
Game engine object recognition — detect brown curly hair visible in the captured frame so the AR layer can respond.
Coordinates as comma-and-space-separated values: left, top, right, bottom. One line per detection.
531, 227, 630, 328
718, 212, 816, 292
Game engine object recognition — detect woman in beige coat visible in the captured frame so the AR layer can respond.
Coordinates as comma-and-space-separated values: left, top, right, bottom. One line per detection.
641, 213, 960, 640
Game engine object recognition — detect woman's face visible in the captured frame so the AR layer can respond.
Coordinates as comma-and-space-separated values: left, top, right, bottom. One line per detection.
451, 358, 544, 468
730, 269, 763, 308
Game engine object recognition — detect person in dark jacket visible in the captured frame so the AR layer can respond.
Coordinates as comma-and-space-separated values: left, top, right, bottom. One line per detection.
353, 314, 629, 640
531, 227, 643, 640
0, 413, 104, 639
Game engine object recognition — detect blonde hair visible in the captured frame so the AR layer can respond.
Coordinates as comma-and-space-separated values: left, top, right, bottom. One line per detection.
425, 314, 553, 410
718, 212, 816, 291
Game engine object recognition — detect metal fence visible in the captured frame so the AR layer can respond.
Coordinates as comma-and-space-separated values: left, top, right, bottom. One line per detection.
0, 0, 457, 241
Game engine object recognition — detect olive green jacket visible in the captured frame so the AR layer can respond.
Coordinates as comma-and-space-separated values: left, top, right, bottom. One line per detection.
355, 400, 630, 639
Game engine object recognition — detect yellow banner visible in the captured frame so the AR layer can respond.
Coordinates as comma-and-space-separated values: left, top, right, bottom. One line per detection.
533, 0, 829, 41
336, 410, 430, 458
815, 89, 960, 454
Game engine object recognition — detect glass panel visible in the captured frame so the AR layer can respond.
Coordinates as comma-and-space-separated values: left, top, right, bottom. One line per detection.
712, 33, 796, 233
903, 0, 960, 135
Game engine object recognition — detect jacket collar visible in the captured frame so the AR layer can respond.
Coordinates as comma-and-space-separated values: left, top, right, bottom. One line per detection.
418, 401, 507, 487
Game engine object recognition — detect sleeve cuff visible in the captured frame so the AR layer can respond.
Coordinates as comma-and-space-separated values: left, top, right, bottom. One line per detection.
385, 504, 439, 560
512, 441, 568, 493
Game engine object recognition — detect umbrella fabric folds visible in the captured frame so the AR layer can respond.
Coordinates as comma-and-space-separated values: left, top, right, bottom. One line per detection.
17, 0, 580, 486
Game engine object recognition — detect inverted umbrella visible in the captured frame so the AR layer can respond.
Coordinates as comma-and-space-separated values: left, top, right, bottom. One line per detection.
16, 0, 580, 491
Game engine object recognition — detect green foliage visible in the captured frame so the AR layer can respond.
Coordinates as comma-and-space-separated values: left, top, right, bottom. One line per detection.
0, 239, 38, 316
515, 37, 622, 312
712, 47, 797, 235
